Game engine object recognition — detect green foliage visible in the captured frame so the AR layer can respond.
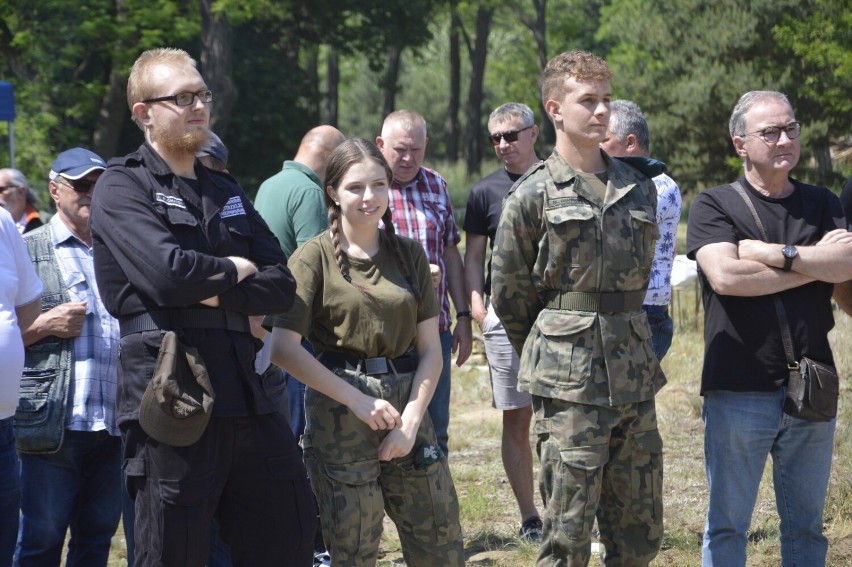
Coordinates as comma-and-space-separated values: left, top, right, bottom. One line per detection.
597, 0, 851, 193
1, 0, 848, 201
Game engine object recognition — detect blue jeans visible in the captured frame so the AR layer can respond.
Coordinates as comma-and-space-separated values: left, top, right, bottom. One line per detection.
426, 330, 453, 458
702, 389, 834, 567
15, 430, 121, 567
643, 304, 673, 362
0, 417, 20, 567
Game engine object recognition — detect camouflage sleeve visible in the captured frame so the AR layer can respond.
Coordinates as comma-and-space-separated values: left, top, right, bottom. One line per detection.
491, 186, 542, 355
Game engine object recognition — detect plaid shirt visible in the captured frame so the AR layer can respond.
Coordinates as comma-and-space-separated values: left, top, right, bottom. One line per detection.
389, 167, 460, 332
50, 216, 120, 435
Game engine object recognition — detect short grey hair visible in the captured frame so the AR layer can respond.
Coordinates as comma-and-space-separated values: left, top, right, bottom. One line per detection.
488, 103, 535, 131
0, 168, 38, 205
729, 91, 791, 138
381, 110, 428, 139
609, 100, 650, 153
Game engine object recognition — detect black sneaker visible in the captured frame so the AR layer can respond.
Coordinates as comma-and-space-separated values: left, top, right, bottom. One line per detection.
519, 516, 543, 542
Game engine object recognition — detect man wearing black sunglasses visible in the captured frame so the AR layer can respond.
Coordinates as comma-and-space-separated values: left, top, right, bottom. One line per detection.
90, 48, 315, 566
15, 147, 124, 566
463, 102, 542, 543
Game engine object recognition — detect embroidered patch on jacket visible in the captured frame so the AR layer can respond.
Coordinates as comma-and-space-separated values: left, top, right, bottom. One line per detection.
221, 196, 246, 218
154, 193, 187, 209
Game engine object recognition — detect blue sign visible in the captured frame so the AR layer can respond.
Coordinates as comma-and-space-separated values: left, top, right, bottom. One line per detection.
0, 82, 15, 121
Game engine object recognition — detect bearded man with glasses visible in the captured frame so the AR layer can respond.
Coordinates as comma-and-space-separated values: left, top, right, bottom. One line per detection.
687, 90, 852, 566
90, 48, 314, 566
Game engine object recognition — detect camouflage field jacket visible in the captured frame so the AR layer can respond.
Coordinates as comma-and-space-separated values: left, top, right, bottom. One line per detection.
492, 151, 666, 405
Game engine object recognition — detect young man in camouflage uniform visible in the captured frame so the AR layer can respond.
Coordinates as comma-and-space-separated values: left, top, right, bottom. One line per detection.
491, 50, 666, 566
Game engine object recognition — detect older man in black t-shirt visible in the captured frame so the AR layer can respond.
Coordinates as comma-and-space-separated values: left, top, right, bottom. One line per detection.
463, 102, 543, 542
687, 90, 852, 567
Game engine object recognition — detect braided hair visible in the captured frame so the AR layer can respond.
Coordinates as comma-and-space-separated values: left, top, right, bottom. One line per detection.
324, 138, 420, 304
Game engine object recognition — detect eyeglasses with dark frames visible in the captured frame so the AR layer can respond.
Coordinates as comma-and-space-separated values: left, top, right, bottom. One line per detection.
55, 177, 96, 194
745, 122, 801, 144
488, 125, 534, 146
142, 90, 214, 107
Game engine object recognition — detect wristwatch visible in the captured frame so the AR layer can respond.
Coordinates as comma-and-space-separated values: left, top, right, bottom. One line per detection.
782, 245, 798, 271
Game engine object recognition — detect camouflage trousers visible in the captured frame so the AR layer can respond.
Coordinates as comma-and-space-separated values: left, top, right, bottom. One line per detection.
302, 363, 464, 567
533, 396, 663, 567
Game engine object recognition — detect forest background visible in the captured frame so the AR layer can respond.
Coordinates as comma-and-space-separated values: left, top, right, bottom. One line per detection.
0, 0, 850, 209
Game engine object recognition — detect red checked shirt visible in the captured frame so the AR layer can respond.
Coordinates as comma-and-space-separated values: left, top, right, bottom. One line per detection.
389, 167, 460, 332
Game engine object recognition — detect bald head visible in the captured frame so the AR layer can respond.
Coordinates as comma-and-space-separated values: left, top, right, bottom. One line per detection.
293, 125, 346, 184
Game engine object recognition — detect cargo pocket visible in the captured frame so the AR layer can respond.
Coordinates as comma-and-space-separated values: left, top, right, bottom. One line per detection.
544, 205, 595, 276
534, 311, 596, 388
631, 429, 664, 538
539, 439, 607, 541
382, 454, 461, 548
324, 459, 383, 554
159, 468, 216, 567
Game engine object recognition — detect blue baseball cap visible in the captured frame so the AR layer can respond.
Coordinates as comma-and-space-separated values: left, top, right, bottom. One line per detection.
49, 148, 106, 181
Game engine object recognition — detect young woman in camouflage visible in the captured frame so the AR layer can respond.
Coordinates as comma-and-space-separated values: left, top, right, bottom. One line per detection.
267, 138, 464, 567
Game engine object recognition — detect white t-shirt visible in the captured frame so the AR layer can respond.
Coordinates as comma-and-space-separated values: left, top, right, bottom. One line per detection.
0, 207, 43, 419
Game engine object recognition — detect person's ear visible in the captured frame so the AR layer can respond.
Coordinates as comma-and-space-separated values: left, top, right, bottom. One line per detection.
132, 102, 151, 127
48, 180, 61, 204
326, 186, 339, 206
544, 99, 561, 122
732, 136, 748, 158
375, 136, 385, 151
626, 133, 639, 153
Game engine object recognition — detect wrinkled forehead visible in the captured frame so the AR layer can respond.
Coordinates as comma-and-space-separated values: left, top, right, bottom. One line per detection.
488, 116, 526, 134
386, 125, 426, 146
745, 97, 795, 128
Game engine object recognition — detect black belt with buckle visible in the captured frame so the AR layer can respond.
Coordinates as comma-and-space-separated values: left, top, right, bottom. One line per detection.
119, 309, 250, 337
320, 350, 418, 376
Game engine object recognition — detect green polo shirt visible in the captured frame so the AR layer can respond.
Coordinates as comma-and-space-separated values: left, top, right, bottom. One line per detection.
255, 160, 327, 257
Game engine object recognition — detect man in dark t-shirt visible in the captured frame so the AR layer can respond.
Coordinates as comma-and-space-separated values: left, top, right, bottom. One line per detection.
686, 90, 852, 566
462, 102, 543, 542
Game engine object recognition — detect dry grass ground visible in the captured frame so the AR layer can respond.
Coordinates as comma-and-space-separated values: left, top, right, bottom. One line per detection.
415, 284, 852, 567
100, 282, 852, 566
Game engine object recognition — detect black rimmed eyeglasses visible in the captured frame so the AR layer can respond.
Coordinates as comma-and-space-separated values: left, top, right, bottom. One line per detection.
143, 90, 214, 107
488, 125, 533, 146
745, 122, 801, 144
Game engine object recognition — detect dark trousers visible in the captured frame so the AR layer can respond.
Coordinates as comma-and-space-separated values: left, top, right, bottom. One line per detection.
122, 413, 316, 567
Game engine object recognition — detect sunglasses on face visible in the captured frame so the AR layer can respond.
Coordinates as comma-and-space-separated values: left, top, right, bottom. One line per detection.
55, 177, 96, 194
488, 125, 533, 146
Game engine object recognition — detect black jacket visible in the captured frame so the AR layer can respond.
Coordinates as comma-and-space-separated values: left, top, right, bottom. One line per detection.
91, 143, 295, 423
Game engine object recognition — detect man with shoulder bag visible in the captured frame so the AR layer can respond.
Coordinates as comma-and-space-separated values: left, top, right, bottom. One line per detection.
687, 90, 852, 567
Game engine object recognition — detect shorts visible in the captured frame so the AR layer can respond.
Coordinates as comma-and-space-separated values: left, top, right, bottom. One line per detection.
482, 301, 532, 410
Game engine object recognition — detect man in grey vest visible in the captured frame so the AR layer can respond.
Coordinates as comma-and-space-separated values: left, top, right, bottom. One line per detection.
15, 148, 120, 566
